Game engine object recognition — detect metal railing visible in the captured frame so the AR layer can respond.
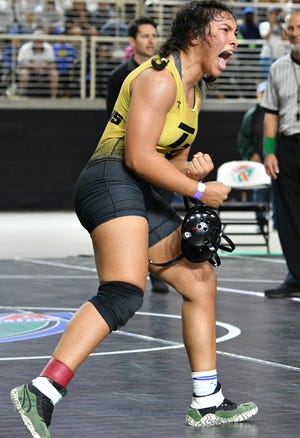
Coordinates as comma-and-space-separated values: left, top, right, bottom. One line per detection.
0, 34, 291, 101
0, 33, 87, 98
143, 1, 300, 37
0, 1, 297, 103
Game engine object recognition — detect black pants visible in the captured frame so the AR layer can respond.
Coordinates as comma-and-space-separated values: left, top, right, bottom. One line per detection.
275, 135, 300, 283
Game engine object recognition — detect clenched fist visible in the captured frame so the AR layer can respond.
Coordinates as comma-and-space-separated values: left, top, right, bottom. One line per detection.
186, 152, 214, 181
201, 181, 231, 208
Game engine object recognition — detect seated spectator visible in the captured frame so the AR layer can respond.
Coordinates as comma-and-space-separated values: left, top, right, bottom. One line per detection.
95, 42, 121, 98
12, 0, 41, 33
65, 0, 97, 36
0, 0, 13, 33
99, 9, 128, 37
34, 0, 65, 34
17, 29, 58, 97
259, 7, 287, 78
81, 1, 112, 29
93, 2, 112, 29
237, 6, 262, 86
53, 39, 78, 97
0, 36, 21, 96
238, 7, 261, 40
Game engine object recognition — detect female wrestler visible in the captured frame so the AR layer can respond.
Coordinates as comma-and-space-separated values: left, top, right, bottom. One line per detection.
11, 2, 257, 435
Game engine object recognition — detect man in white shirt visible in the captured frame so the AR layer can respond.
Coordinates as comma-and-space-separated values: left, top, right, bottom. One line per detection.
17, 30, 58, 97
259, 7, 287, 78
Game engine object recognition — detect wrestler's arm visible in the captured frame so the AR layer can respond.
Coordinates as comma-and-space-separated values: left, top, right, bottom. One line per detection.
125, 68, 230, 207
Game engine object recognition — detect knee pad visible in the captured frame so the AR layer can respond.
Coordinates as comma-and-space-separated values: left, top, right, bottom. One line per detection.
89, 281, 144, 332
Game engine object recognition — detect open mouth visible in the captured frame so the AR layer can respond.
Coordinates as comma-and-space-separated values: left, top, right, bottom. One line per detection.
218, 50, 234, 60
218, 50, 234, 69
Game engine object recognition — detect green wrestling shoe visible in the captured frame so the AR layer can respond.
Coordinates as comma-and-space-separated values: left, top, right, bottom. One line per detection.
186, 398, 258, 427
10, 383, 54, 437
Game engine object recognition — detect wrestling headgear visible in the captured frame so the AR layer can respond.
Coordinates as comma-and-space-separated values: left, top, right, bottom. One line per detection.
181, 205, 235, 267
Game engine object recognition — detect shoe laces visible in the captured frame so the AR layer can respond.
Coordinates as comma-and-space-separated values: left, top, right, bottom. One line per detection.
39, 396, 54, 427
29, 384, 54, 427
41, 381, 66, 427
218, 398, 238, 410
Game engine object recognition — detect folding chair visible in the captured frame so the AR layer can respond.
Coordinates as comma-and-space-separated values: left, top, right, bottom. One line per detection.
216, 160, 272, 253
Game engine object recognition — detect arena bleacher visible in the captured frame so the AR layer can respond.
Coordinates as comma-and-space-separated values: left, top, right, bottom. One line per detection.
0, 1, 298, 101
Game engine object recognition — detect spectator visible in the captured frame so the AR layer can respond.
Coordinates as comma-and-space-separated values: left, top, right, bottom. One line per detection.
99, 8, 128, 37
95, 42, 121, 98
34, 0, 65, 35
238, 7, 261, 40
53, 39, 78, 97
0, 35, 21, 96
98, 8, 128, 65
124, 43, 134, 60
89, 1, 112, 30
261, 10, 300, 298
17, 29, 58, 97
0, 1, 13, 95
64, 1, 98, 95
0, 0, 13, 33
236, 7, 262, 98
65, 0, 97, 36
12, 0, 41, 33
259, 7, 287, 78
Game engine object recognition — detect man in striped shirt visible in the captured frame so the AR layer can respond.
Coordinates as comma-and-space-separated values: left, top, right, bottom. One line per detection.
261, 9, 300, 298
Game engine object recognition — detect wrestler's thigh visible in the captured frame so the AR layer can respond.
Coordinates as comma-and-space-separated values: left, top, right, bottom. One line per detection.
91, 215, 149, 289
149, 226, 216, 298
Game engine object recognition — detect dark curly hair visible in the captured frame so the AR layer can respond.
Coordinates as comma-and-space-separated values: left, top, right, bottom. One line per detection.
152, 0, 235, 85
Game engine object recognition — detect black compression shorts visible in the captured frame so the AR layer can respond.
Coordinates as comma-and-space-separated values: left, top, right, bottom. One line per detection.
74, 158, 182, 247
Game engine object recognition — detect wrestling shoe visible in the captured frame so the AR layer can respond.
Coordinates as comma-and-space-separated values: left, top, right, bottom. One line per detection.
186, 398, 258, 427
11, 382, 64, 437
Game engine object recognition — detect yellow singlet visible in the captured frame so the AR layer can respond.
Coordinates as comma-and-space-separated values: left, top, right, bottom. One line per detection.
91, 56, 201, 161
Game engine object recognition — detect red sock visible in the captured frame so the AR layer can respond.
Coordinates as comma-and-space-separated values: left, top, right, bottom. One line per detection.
40, 357, 74, 388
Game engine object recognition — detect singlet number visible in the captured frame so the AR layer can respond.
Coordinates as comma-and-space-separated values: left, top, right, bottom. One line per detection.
110, 111, 123, 125
166, 122, 195, 158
